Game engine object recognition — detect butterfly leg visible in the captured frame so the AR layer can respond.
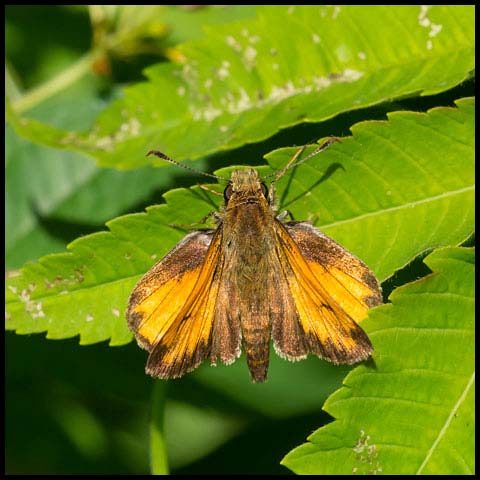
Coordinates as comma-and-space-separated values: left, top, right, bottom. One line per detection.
168, 210, 220, 229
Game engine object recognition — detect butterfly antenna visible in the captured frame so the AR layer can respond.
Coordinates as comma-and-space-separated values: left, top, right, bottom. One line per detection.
266, 137, 340, 185
147, 150, 224, 181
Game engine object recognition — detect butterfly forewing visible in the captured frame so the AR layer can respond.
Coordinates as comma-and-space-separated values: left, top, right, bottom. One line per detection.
127, 230, 216, 375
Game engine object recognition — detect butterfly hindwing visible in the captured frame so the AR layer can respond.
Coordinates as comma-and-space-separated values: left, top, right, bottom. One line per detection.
272, 220, 382, 365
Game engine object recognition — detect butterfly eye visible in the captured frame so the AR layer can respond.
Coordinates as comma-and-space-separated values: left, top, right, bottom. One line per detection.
224, 183, 233, 203
260, 182, 268, 199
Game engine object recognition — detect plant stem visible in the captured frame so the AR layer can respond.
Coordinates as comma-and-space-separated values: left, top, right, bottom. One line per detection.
150, 381, 169, 475
5, 60, 23, 101
11, 50, 102, 114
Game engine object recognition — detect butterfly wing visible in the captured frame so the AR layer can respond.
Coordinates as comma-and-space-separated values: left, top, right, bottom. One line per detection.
127, 228, 238, 378
272, 220, 382, 364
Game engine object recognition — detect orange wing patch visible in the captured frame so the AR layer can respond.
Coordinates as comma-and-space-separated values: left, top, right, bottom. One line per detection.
274, 221, 380, 364
127, 230, 223, 378
146, 253, 222, 378
304, 263, 374, 323
134, 269, 200, 347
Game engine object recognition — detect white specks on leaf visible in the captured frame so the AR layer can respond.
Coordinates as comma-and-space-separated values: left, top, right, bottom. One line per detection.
340, 68, 364, 82
94, 116, 142, 149
353, 430, 382, 475
180, 63, 199, 90
176, 86, 186, 96
429, 23, 443, 37
151, 254, 158, 260
418, 5, 431, 27
219, 125, 228, 133
331, 5, 341, 19
272, 63, 279, 71
7, 285, 17, 294
357, 51, 367, 60
131, 118, 141, 135
418, 5, 443, 49
225, 35, 242, 52
16, 283, 46, 320
228, 88, 252, 114
243, 45, 257, 70
111, 308, 120, 318
93, 135, 114, 152
312, 34, 321, 44
86, 314, 94, 322
59, 132, 78, 145
202, 106, 223, 122
31, 301, 45, 319
20, 289, 30, 302
313, 76, 332, 89
216, 60, 230, 80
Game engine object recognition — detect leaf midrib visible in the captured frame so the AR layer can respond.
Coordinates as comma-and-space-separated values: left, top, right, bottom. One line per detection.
320, 185, 474, 229
93, 45, 474, 150
416, 370, 475, 474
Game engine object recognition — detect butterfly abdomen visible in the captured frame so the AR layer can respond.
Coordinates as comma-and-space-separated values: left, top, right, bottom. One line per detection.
241, 322, 270, 383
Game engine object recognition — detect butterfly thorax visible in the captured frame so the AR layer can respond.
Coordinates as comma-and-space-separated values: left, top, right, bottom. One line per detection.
222, 169, 277, 269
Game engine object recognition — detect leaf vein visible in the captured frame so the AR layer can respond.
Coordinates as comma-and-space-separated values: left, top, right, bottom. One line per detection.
416, 370, 475, 474
321, 185, 474, 229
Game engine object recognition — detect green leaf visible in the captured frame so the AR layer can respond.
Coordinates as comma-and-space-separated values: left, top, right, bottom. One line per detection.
8, 5, 474, 168
160, 5, 257, 47
5, 87, 205, 270
281, 246, 475, 475
5, 99, 474, 350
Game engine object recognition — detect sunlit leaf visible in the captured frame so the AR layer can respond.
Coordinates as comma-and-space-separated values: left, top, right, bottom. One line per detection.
7, 6, 474, 169
5, 99, 473, 355
281, 247, 475, 475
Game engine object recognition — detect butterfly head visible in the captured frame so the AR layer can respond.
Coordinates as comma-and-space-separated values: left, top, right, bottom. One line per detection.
223, 169, 269, 206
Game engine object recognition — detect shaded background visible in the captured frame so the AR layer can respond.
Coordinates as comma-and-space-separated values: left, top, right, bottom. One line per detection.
5, 5, 475, 474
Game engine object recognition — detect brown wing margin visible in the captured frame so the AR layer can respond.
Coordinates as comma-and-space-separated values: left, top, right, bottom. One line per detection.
272, 221, 382, 365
